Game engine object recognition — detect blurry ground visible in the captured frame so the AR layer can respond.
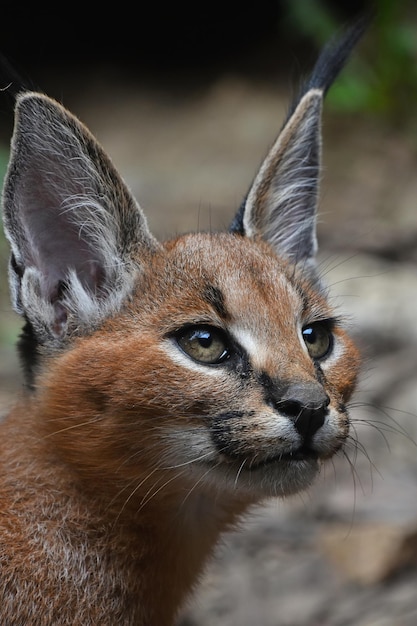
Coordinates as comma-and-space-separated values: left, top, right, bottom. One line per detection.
0, 65, 417, 625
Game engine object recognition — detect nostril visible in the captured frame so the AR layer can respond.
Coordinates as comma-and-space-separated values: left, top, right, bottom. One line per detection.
287, 402, 327, 440
279, 400, 304, 420
271, 384, 330, 441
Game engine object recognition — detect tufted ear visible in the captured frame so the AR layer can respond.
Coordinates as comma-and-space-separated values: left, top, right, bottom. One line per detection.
230, 18, 368, 270
2, 92, 160, 344
238, 88, 323, 267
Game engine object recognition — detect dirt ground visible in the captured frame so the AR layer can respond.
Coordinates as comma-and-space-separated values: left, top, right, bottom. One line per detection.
0, 63, 417, 625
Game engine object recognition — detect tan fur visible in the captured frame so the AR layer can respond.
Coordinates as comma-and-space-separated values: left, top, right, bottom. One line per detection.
0, 28, 364, 624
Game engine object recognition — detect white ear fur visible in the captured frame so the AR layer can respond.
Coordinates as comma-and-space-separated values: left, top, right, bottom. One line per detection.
242, 89, 323, 267
2, 91, 160, 343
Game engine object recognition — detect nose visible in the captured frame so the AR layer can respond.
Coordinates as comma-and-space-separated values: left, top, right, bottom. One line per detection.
273, 382, 330, 441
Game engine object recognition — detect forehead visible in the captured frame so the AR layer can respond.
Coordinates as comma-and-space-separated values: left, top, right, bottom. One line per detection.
165, 232, 287, 283
166, 232, 287, 277
160, 232, 326, 325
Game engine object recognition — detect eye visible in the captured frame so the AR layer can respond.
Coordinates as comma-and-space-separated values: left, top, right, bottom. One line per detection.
302, 322, 333, 360
175, 325, 230, 365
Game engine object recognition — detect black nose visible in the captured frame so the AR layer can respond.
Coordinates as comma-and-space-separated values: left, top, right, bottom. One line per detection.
275, 382, 330, 441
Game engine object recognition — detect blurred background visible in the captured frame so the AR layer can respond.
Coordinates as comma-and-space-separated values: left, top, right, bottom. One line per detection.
1, 1, 417, 624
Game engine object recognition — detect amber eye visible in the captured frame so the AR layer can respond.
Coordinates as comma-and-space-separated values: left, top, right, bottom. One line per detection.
176, 325, 230, 365
302, 322, 333, 360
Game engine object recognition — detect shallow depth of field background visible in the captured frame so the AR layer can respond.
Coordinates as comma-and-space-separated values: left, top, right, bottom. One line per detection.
1, 2, 417, 625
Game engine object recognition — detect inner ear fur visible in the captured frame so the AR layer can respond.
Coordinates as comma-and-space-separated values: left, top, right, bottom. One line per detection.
242, 89, 323, 266
2, 92, 160, 342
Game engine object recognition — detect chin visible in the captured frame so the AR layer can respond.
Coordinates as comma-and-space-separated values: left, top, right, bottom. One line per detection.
201, 456, 320, 500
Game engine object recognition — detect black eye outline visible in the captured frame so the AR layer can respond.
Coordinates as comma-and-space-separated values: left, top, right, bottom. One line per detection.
174, 324, 231, 365
302, 321, 333, 360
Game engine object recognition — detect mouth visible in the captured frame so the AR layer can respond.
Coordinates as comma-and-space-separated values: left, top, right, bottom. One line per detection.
204, 445, 321, 498
218, 446, 319, 471
251, 449, 318, 470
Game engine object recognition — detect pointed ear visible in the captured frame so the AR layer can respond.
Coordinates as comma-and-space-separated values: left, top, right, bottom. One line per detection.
233, 88, 323, 267
230, 17, 369, 267
2, 92, 160, 343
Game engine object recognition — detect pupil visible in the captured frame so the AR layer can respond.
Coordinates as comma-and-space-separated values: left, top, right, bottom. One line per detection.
303, 327, 315, 343
196, 330, 212, 348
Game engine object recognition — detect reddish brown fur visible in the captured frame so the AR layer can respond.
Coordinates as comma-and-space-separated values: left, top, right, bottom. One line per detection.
0, 234, 359, 624
0, 28, 364, 620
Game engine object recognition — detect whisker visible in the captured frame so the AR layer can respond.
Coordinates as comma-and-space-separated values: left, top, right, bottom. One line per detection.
344, 436, 379, 478
350, 402, 417, 447
340, 449, 358, 534
137, 470, 187, 514
113, 467, 160, 522
179, 462, 221, 510
42, 418, 102, 439
234, 458, 248, 489
161, 449, 216, 470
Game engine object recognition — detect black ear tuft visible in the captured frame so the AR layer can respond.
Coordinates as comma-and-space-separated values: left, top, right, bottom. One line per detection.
293, 12, 372, 109
230, 15, 370, 239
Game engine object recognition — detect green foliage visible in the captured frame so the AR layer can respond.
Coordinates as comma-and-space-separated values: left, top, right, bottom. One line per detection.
285, 0, 417, 122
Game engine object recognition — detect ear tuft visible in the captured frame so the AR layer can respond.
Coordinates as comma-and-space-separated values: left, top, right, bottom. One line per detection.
230, 18, 368, 269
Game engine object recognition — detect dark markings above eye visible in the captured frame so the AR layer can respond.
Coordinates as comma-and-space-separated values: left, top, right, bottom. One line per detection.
175, 325, 230, 365
302, 322, 333, 360
202, 284, 229, 320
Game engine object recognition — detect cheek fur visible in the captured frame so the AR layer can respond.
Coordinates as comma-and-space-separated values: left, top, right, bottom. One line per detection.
323, 330, 361, 403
